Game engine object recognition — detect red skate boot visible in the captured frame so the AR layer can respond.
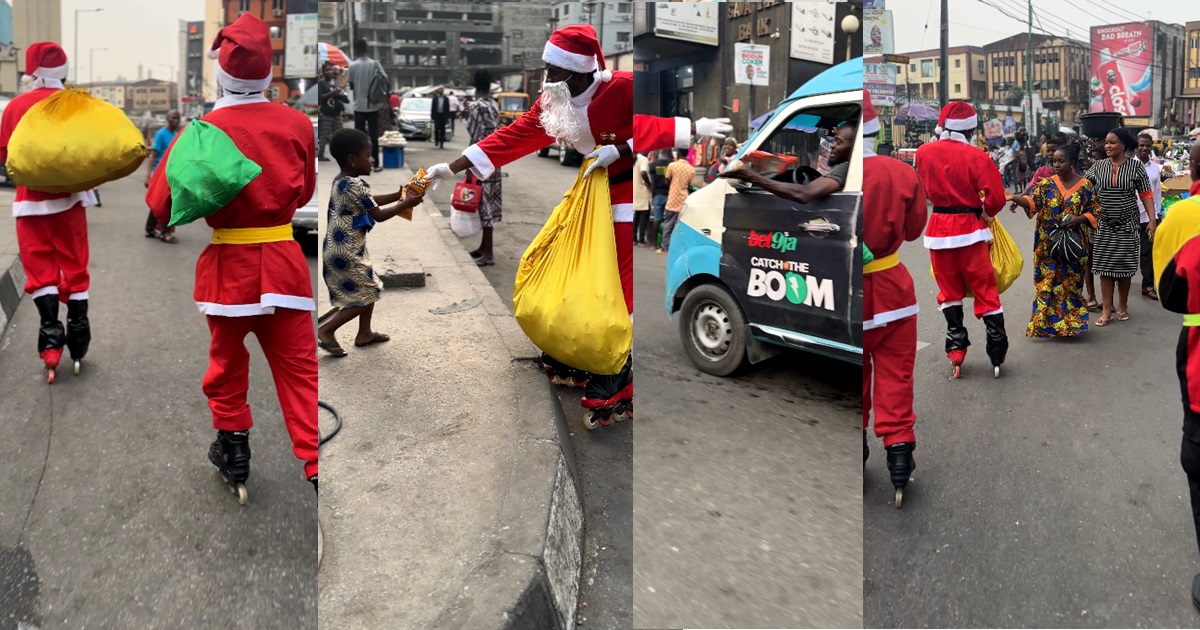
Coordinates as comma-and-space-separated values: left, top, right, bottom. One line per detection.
580, 357, 633, 430
34, 294, 66, 384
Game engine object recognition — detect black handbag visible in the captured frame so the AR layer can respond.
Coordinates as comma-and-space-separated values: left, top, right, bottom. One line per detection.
1047, 221, 1087, 262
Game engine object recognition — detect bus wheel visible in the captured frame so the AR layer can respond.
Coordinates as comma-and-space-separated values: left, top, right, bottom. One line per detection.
679, 283, 749, 377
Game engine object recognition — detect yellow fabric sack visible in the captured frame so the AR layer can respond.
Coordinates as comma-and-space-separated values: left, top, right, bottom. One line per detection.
7, 88, 147, 194
930, 217, 1024, 297
513, 159, 631, 376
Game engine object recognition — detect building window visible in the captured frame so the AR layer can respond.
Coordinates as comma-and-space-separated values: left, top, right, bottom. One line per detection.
954, 83, 961, 93
273, 52, 283, 67
269, 26, 281, 39
616, 31, 630, 43
273, 0, 283, 11
954, 59, 961, 68
239, 0, 250, 11
977, 59, 984, 73
618, 2, 632, 13
910, 63, 916, 72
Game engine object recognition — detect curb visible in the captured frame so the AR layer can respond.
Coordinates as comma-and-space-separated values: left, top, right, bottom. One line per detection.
0, 255, 25, 340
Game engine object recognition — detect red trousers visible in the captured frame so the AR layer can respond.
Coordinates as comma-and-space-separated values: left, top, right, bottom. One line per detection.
15, 206, 90, 299
930, 241, 1002, 317
204, 309, 318, 479
863, 315, 917, 446
615, 221, 633, 314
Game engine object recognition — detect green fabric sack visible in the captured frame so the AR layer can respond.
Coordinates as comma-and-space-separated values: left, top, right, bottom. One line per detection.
863, 244, 874, 265
165, 120, 262, 227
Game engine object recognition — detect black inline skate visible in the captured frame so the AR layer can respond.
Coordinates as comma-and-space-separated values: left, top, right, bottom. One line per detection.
208, 430, 251, 505
886, 442, 916, 508
34, 294, 66, 384
66, 298, 90, 376
580, 356, 633, 430
983, 312, 1008, 378
542, 352, 589, 387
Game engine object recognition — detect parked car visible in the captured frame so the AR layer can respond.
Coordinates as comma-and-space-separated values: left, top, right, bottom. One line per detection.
293, 118, 319, 240
536, 137, 584, 166
665, 59, 863, 375
397, 97, 453, 142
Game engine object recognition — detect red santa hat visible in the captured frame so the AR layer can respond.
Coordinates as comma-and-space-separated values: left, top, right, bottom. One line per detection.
863, 91, 879, 136
23, 42, 68, 84
939, 101, 978, 132
207, 13, 273, 93
543, 24, 612, 82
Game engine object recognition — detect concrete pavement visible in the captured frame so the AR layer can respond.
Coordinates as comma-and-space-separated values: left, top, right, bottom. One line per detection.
865, 202, 1200, 628
315, 160, 585, 630
0, 177, 317, 629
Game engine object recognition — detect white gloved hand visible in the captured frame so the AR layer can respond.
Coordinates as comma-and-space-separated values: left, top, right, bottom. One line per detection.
695, 117, 733, 139
425, 162, 456, 191
583, 144, 621, 177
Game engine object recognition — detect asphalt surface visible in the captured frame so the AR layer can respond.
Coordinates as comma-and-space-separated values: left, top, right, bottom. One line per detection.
415, 134, 633, 630
0, 177, 317, 629
864, 201, 1200, 628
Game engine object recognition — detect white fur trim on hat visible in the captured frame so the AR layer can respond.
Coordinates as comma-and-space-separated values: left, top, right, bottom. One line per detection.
543, 40, 597, 74
208, 49, 221, 60
34, 60, 68, 80
863, 117, 880, 136
944, 114, 977, 131
216, 60, 272, 93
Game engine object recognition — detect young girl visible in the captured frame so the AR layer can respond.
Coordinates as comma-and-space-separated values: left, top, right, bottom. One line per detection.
318, 128, 425, 357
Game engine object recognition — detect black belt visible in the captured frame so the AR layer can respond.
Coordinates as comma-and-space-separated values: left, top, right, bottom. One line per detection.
933, 205, 983, 216
608, 169, 633, 185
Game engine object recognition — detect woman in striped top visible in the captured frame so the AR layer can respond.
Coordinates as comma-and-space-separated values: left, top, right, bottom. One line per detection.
1084, 128, 1156, 326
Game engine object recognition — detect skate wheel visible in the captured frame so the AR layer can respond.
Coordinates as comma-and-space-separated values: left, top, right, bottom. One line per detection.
47, 369, 55, 384
894, 487, 904, 509
73, 360, 81, 376
582, 410, 599, 431
993, 366, 1000, 379
953, 365, 961, 379
235, 483, 248, 505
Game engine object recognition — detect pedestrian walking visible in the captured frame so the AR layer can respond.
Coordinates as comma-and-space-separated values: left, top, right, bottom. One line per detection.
1, 42, 96, 383
318, 128, 426, 356
146, 13, 320, 497
144, 109, 181, 243
660, 150, 694, 253
431, 87, 451, 148
633, 151, 653, 246
1006, 144, 1097, 337
1135, 132, 1163, 301
915, 101, 1009, 379
1083, 128, 1155, 326
1151, 141, 1200, 615
861, 94, 928, 508
317, 61, 348, 161
348, 38, 387, 172
649, 149, 671, 249
465, 70, 502, 267
448, 90, 461, 136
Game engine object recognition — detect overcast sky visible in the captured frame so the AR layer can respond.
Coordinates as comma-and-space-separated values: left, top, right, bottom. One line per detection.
887, 0, 1196, 54
61, 0, 203, 82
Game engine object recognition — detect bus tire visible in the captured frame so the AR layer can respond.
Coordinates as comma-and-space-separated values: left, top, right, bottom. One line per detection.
679, 283, 749, 377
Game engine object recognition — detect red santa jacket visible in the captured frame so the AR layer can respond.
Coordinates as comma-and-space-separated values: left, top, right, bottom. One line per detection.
914, 136, 1006, 249
1155, 179, 1200, 437
0, 86, 98, 217
864, 152, 927, 330
146, 94, 316, 316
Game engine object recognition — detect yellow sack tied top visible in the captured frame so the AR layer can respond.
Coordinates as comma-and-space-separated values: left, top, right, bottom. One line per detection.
211, 224, 294, 245
863, 252, 899, 274
6, 88, 147, 194
513, 158, 632, 376
930, 216, 1024, 296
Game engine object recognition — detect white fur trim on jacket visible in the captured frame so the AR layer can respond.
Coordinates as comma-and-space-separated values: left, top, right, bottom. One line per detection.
924, 227, 993, 250
543, 41, 598, 74
863, 304, 918, 330
197, 294, 316, 317
675, 117, 691, 149
862, 116, 881, 136
215, 60, 272, 94
463, 143, 497, 180
937, 129, 973, 144
612, 202, 633, 223
213, 92, 269, 110
30, 286, 57, 299
24, 77, 64, 91
12, 190, 97, 217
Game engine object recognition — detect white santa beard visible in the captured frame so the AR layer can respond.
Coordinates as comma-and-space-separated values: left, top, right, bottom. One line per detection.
538, 81, 586, 144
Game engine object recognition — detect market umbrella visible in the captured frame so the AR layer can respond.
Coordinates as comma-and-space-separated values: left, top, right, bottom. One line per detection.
893, 102, 939, 124
319, 43, 350, 68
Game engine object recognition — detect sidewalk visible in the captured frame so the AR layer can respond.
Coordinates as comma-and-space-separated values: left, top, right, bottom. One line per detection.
316, 164, 584, 630
0, 186, 24, 341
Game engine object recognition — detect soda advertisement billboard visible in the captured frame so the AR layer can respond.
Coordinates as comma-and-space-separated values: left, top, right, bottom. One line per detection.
1089, 23, 1153, 117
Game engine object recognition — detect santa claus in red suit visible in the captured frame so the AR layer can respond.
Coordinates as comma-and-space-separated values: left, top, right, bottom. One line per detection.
146, 14, 318, 496
861, 92, 928, 506
0, 42, 98, 382
914, 101, 1009, 378
425, 24, 730, 424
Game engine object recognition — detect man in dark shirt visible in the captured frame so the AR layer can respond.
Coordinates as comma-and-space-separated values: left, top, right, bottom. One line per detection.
431, 88, 450, 149
649, 149, 672, 249
317, 62, 347, 161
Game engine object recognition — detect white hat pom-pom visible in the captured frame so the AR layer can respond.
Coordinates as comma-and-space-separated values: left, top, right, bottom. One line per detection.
207, 48, 221, 60
599, 69, 612, 82
20, 74, 32, 85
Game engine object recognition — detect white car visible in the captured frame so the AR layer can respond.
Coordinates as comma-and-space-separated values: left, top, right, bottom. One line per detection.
293, 118, 319, 238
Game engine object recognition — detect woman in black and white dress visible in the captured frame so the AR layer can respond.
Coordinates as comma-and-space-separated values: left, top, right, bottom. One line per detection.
465, 69, 503, 267
1084, 128, 1157, 326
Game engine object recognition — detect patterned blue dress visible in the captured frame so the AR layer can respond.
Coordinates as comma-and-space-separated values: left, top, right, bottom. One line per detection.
322, 175, 383, 309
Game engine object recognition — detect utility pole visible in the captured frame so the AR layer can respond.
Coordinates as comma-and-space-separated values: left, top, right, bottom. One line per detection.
939, 0, 948, 109
347, 0, 354, 53
1026, 0, 1034, 137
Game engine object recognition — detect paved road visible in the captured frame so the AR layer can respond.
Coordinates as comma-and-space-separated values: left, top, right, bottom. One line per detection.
415, 135, 633, 629
0, 177, 317, 629
864, 203, 1200, 628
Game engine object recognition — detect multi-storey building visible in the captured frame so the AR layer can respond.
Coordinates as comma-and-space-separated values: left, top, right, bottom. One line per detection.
982, 33, 1090, 128
13, 0, 60, 76
1182, 21, 1200, 127
82, 79, 178, 116
551, 2, 634, 55
223, 0, 289, 102
892, 46, 988, 103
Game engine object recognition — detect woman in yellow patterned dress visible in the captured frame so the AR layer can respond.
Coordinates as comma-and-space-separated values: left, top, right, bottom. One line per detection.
1006, 144, 1099, 337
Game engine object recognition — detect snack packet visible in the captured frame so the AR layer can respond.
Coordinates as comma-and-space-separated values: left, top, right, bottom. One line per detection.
408, 167, 432, 195
740, 150, 798, 176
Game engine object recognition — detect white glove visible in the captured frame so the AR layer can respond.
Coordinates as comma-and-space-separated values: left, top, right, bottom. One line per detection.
583, 144, 621, 178
425, 162, 456, 191
695, 117, 733, 139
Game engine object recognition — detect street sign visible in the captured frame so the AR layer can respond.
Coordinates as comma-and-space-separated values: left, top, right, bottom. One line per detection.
883, 54, 909, 65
